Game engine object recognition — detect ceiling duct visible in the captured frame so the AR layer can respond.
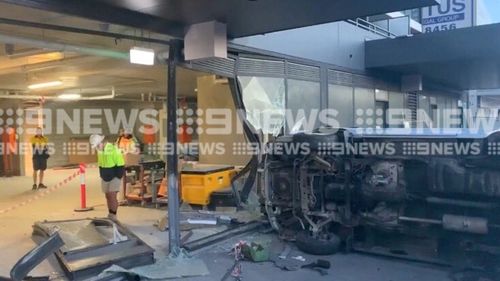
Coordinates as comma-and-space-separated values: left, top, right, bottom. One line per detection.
0, 87, 116, 101
0, 33, 129, 60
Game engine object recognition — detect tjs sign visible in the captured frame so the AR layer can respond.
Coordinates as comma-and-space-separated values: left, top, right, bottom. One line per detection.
422, 0, 473, 33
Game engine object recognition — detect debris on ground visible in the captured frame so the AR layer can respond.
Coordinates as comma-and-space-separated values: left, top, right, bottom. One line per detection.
273, 259, 302, 271
180, 230, 194, 246
301, 259, 331, 276
155, 216, 169, 232
183, 221, 265, 252
33, 218, 154, 280
291, 255, 306, 262
100, 249, 209, 280
221, 241, 245, 281
241, 240, 271, 262
278, 245, 292, 260
154, 211, 241, 232
8, 233, 64, 281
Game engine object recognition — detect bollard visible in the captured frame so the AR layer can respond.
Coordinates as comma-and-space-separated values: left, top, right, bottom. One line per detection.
74, 163, 94, 212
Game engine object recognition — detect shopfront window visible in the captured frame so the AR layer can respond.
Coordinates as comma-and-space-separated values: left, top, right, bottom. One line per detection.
388, 91, 407, 128
418, 94, 432, 128
354, 87, 376, 128
238, 76, 286, 136
287, 79, 321, 132
328, 84, 354, 127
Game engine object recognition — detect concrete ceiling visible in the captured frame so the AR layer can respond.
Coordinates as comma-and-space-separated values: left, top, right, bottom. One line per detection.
0, 2, 203, 101
2, 0, 438, 38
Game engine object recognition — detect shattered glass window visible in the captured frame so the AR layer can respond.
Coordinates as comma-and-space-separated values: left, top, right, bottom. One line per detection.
238, 76, 286, 136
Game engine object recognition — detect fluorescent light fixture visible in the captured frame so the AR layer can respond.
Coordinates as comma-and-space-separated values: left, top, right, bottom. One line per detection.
58, 93, 81, 100
28, 80, 63, 90
130, 47, 155, 65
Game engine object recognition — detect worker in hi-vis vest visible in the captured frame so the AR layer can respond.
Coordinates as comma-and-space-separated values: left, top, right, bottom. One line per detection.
89, 134, 125, 221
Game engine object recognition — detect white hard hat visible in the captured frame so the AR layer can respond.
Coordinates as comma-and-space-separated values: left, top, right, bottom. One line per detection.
89, 134, 105, 149
124, 127, 133, 135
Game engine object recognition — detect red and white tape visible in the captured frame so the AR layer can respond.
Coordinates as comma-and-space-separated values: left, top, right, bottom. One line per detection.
0, 164, 99, 215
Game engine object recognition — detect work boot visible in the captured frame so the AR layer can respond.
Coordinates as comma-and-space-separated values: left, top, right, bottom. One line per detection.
108, 213, 118, 222
38, 183, 47, 189
32, 184, 37, 190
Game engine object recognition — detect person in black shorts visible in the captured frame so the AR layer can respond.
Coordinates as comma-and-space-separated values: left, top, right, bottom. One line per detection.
30, 127, 49, 190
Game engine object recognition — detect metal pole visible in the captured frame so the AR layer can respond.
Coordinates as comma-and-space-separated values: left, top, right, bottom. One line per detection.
167, 39, 182, 256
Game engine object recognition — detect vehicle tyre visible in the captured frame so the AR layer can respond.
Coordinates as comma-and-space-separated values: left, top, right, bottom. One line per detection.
296, 231, 341, 255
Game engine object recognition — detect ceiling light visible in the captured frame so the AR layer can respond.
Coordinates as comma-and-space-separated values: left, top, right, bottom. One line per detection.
58, 93, 81, 100
28, 80, 63, 90
130, 47, 155, 66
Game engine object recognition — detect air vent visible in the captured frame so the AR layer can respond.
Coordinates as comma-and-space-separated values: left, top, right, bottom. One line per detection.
189, 57, 236, 77
407, 92, 418, 127
237, 57, 285, 77
287, 63, 320, 82
328, 70, 353, 86
352, 74, 375, 89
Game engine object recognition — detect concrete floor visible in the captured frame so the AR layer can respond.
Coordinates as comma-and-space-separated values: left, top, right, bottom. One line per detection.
0, 167, 452, 280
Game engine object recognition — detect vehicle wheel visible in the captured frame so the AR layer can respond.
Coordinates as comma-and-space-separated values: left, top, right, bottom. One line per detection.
296, 231, 341, 256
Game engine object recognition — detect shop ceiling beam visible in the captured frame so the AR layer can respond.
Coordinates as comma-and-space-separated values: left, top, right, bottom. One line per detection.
0, 17, 172, 45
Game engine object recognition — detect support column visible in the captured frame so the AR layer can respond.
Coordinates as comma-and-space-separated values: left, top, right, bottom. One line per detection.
167, 39, 182, 256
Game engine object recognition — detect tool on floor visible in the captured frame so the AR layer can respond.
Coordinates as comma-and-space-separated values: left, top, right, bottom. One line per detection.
74, 163, 94, 212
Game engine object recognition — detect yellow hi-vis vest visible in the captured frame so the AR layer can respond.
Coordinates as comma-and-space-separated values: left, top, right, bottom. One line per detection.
98, 143, 125, 168
97, 143, 125, 181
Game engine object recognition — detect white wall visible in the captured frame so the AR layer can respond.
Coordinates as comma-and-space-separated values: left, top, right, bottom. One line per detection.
232, 21, 384, 70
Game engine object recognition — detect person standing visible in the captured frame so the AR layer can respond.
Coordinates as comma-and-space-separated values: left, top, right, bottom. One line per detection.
90, 134, 125, 221
30, 127, 49, 190
2, 126, 16, 177
116, 127, 140, 154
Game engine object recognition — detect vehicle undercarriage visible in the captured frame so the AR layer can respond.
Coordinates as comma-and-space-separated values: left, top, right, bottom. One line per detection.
261, 128, 500, 269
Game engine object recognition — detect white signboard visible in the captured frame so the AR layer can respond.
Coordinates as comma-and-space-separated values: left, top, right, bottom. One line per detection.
422, 0, 474, 33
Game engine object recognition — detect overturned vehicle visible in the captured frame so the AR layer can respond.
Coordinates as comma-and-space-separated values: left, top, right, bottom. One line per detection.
261, 128, 500, 266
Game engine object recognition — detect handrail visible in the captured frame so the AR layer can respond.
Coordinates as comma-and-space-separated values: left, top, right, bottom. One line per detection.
346, 18, 397, 38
